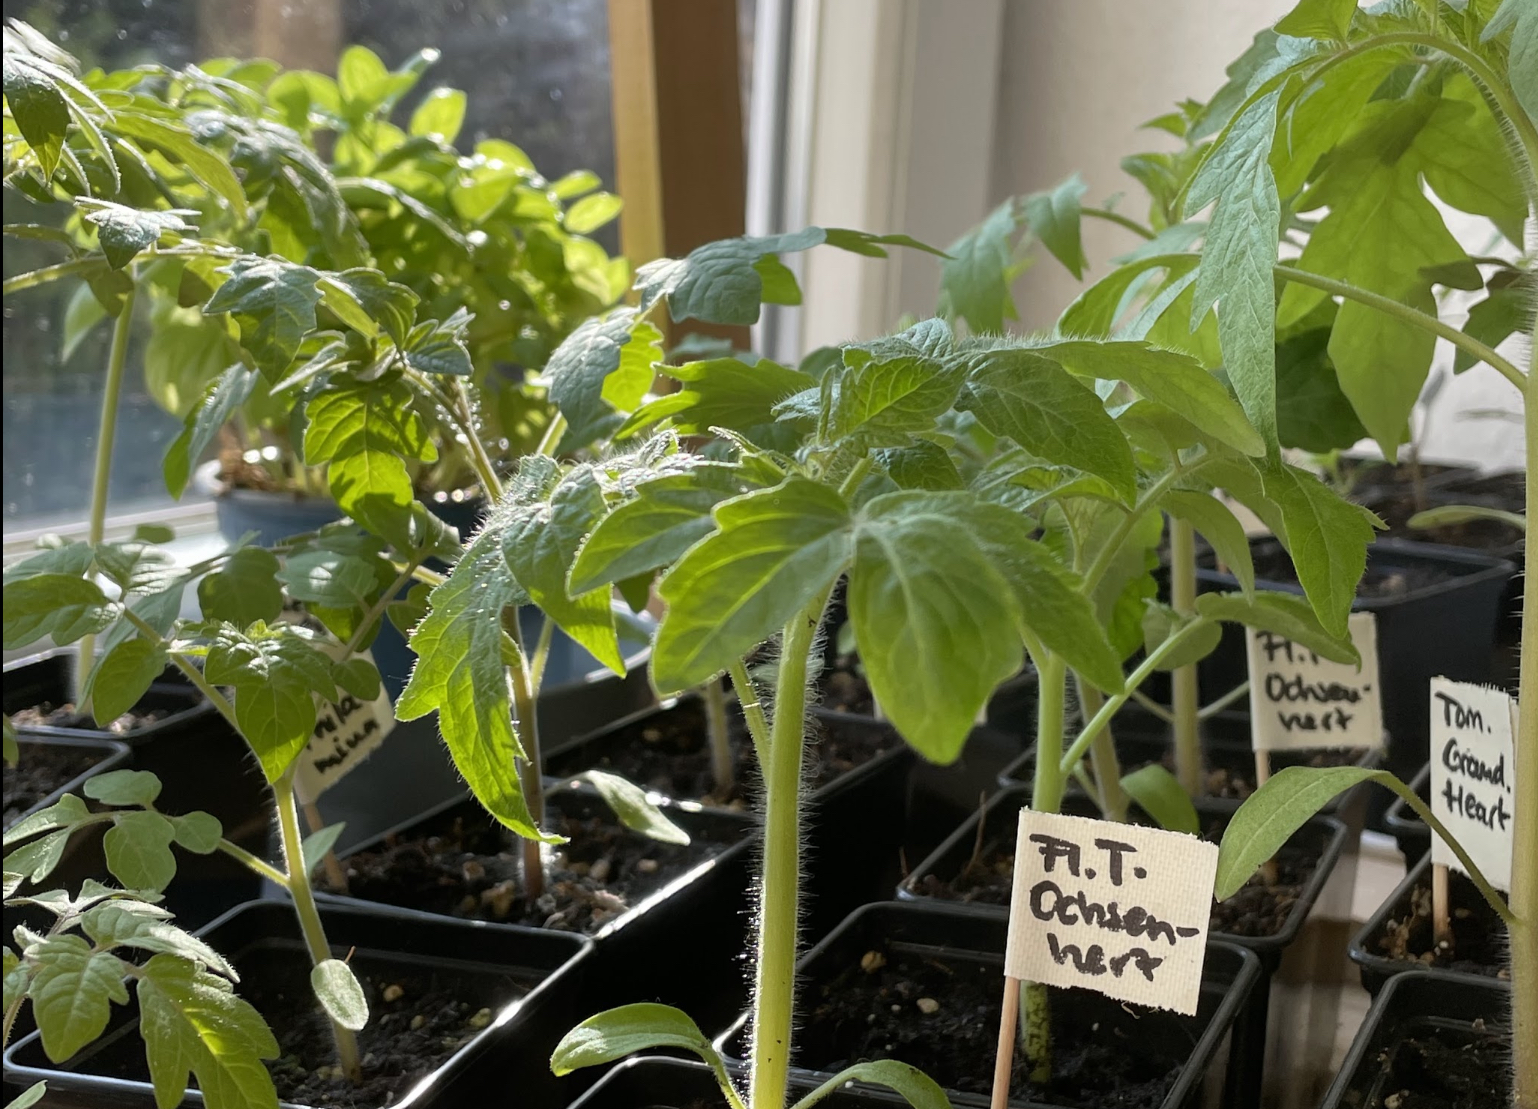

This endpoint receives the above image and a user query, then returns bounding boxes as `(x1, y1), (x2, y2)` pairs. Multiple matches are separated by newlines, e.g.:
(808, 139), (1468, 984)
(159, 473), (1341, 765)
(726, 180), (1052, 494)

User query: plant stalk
(1022, 652), (1067, 1081)
(748, 589), (830, 1109)
(275, 771), (361, 1082)
(506, 610), (546, 901)
(704, 675), (735, 796)
(729, 658), (771, 764)
(1169, 519), (1202, 796)
(1077, 677), (1127, 822)
(76, 286), (136, 708)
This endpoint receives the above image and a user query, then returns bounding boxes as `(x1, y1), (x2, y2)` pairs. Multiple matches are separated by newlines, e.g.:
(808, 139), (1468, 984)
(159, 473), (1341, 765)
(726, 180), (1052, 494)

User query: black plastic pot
(1317, 970), (1512, 1109)
(545, 697), (916, 942)
(1382, 762), (1431, 865)
(1348, 852), (1511, 996)
(1339, 456), (1478, 504)
(715, 901), (1260, 1109)
(565, 1057), (894, 1109)
(2, 898), (593, 1109)
(324, 784), (758, 1032)
(899, 784), (1346, 1109)
(1194, 538), (1516, 787)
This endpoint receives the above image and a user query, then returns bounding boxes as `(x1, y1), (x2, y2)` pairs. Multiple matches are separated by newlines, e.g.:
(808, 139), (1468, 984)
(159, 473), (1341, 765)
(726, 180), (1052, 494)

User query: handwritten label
(1003, 810), (1217, 1015)
(1429, 678), (1516, 892)
(1246, 611), (1383, 751)
(294, 648), (395, 804)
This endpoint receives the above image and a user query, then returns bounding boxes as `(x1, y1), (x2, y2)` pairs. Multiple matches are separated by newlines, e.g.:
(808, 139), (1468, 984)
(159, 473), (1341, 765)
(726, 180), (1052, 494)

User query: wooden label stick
(1253, 747), (1272, 788)
(990, 975), (1021, 1109)
(1431, 860), (1453, 946)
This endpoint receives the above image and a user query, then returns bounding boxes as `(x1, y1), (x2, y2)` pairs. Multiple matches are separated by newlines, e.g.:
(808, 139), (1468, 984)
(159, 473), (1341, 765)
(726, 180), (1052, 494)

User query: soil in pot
(1362, 1023), (1511, 1109)
(9, 699), (179, 735)
(342, 799), (744, 935)
(796, 937), (1186, 1107)
(544, 700), (900, 809)
(1159, 746), (1368, 805)
(912, 810), (1319, 940)
(1368, 870), (1510, 981)
(1368, 493), (1523, 553)
(3, 743), (105, 827)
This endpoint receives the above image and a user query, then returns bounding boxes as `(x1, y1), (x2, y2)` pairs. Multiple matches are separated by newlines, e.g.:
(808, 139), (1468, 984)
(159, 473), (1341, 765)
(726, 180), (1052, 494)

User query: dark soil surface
(1164, 747), (1368, 803)
(3, 743), (106, 828)
(820, 657), (874, 715)
(1367, 870), (1511, 980)
(1250, 545), (1452, 599)
(10, 700), (173, 735)
(342, 801), (745, 934)
(1371, 493), (1523, 552)
(912, 812), (1320, 940)
(1365, 1024), (1512, 1108)
(545, 701), (899, 810)
(793, 940), (1189, 1107)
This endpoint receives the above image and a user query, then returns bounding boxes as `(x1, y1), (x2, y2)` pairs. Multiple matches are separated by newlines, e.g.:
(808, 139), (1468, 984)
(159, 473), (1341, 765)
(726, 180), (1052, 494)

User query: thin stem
(749, 587), (831, 1109)
(1129, 690), (1175, 724)
(1273, 266), (1527, 391)
(1081, 456), (1205, 596)
(76, 286), (137, 707)
(505, 610), (545, 900)
(2, 995), (23, 1052)
(534, 411), (568, 458)
(1, 256), (104, 295)
(837, 455), (874, 498)
(1077, 676), (1127, 822)
(342, 559), (419, 657)
(728, 658), (771, 765)
(217, 838), (290, 888)
(1198, 680), (1250, 719)
(1060, 617), (1215, 777)
(120, 608), (243, 735)
(703, 675), (735, 796)
(454, 377), (505, 501)
(528, 616), (557, 694)
(1169, 519), (1202, 797)
(1081, 206), (1156, 240)
(274, 771), (361, 1081)
(1022, 651), (1067, 1079)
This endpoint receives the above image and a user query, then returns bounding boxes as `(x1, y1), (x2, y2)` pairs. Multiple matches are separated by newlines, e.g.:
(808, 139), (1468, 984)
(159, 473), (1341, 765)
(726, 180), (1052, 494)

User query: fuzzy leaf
(569, 474), (732, 595)
(311, 959), (368, 1031)
(103, 810), (179, 891)
(29, 935), (128, 1061)
(301, 822), (346, 876)
(81, 902), (234, 980)
(4, 52), (70, 178)
(83, 640), (170, 727)
(574, 771), (690, 845)
(621, 358), (815, 445)
(198, 548), (284, 628)
(317, 269), (418, 347)
(544, 308), (659, 447)
(791, 1060), (951, 1109)
(938, 200), (1023, 334)
(1024, 173), (1088, 279)
(203, 256), (323, 379)
(2, 574), (119, 650)
(1195, 590), (1357, 665)
(1259, 462), (1377, 636)
(83, 769), (162, 808)
(205, 624), (338, 782)
(164, 365), (260, 498)
(551, 1003), (733, 1080)
(1161, 491), (1255, 599)
(80, 202), (197, 270)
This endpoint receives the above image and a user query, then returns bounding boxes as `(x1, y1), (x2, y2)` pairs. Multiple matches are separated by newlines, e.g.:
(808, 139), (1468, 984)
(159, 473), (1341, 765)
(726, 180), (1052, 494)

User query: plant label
(295, 649), (396, 804)
(1003, 809), (1217, 1015)
(1246, 611), (1383, 751)
(1429, 678), (1516, 892)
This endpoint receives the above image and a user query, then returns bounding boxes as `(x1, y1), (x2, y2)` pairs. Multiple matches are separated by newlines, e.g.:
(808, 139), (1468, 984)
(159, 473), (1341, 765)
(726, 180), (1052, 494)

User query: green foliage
(551, 1004), (744, 1108)
(310, 959), (369, 1032)
(571, 771), (690, 845)
(1120, 765), (1200, 835)
(205, 622), (339, 783)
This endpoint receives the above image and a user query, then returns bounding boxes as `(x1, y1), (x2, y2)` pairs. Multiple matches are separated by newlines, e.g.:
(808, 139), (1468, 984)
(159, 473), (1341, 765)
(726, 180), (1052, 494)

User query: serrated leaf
(317, 269), (418, 348)
(305, 379), (435, 536)
(198, 548), (284, 628)
(80, 201), (196, 270)
(574, 771), (690, 845)
(3, 574), (119, 650)
(545, 308), (659, 447)
(621, 357), (814, 447)
(876, 441), (963, 490)
(83, 769), (163, 808)
(939, 199), (1024, 334)
(203, 257), (323, 379)
(1120, 764), (1200, 835)
(1274, 0), (1355, 40)
(29, 935), (128, 1061)
(1195, 591), (1358, 665)
(400, 310), (474, 377)
(3, 540), (95, 584)
(1161, 491), (1255, 599)
(205, 624), (338, 782)
(331, 657), (381, 702)
(569, 474), (731, 595)
(1258, 461), (1377, 636)
(81, 902), (234, 979)
(137, 953), (279, 1109)
(165, 365), (260, 498)
(1024, 173), (1087, 279)
(1274, 326), (1367, 451)
(832, 345), (965, 445)
(103, 810), (178, 891)
(110, 111), (249, 218)
(310, 959), (368, 1031)
(1455, 281), (1530, 374)
(652, 479), (853, 695)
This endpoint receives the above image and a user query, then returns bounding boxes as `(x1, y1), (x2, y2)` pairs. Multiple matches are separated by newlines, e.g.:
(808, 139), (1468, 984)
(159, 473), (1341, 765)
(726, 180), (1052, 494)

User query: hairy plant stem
(729, 658), (771, 764)
(275, 770), (361, 1082)
(749, 588), (830, 1109)
(75, 286), (137, 708)
(1022, 652), (1068, 1081)
(1168, 519), (1202, 796)
(1076, 677), (1127, 821)
(1510, 319), (1536, 1108)
(704, 675), (734, 795)
(505, 609), (546, 900)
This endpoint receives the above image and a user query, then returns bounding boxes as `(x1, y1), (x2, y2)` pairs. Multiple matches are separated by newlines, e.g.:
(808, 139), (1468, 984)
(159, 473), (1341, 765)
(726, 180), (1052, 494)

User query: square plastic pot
(1382, 762), (1431, 865)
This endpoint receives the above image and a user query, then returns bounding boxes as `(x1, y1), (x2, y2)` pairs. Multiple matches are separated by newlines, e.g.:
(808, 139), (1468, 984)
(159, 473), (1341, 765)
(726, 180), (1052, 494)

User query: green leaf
(790, 1060), (951, 1109)
(277, 546), (387, 611)
(569, 474), (731, 594)
(1455, 281), (1530, 374)
(198, 548), (284, 628)
(1161, 491), (1255, 598)
(849, 494), (1025, 763)
(1274, 327), (1367, 452)
(80, 902), (234, 979)
(1120, 764), (1200, 835)
(1215, 765), (1378, 898)
(305, 379), (435, 535)
(203, 257), (323, 379)
(566, 192), (624, 235)
(3, 52), (70, 179)
(1487, 0), (1537, 139)
(409, 87), (466, 142)
(939, 199), (1024, 334)
(1195, 591), (1357, 665)
(80, 201), (196, 270)
(550, 1003), (739, 1100)
(28, 935), (128, 1061)
(3, 541), (94, 584)
(2, 574), (119, 650)
(544, 309), (659, 447)
(833, 345), (965, 445)
(652, 479), (853, 695)
(574, 771), (690, 845)
(137, 953), (280, 1109)
(1274, 0), (1355, 40)
(205, 624), (338, 783)
(957, 348), (1136, 501)
(83, 639), (170, 727)
(84, 769), (162, 808)
(1409, 504), (1525, 532)
(1259, 461), (1377, 636)
(317, 269), (418, 348)
(1141, 602), (1223, 670)
(63, 281), (107, 361)
(877, 441), (963, 490)
(621, 358), (815, 445)
(4, 830), (73, 885)
(170, 811), (222, 855)
(310, 959), (368, 1031)
(165, 365), (260, 498)
(397, 526), (554, 842)
(7, 1082), (46, 1109)
(3, 793), (90, 848)
(400, 309), (474, 377)
(301, 822), (347, 876)
(103, 810), (178, 891)
(332, 657), (381, 702)
(1187, 89), (1282, 447)
(110, 111), (249, 219)
(1024, 173), (1087, 279)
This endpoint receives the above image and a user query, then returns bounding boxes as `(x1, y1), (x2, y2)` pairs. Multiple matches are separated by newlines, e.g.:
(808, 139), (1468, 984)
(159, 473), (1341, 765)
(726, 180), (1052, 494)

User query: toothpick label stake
(294, 647), (396, 805)
(1429, 677), (1516, 893)
(1003, 809), (1217, 1015)
(1246, 611), (1383, 752)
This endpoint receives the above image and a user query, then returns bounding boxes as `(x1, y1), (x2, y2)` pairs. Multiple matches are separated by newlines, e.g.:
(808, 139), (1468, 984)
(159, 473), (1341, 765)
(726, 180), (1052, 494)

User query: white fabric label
(1429, 678), (1516, 892)
(1246, 611), (1383, 751)
(1003, 809), (1217, 1015)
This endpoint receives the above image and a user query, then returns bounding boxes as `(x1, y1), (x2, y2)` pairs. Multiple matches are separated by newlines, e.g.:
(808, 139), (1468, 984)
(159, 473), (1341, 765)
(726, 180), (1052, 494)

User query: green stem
(504, 610), (546, 900)
(1081, 455), (1205, 596)
(1077, 676), (1127, 822)
(454, 377), (505, 501)
(1032, 654), (1068, 813)
(1273, 266), (1526, 391)
(1129, 690), (1175, 724)
(1169, 519), (1202, 797)
(120, 608), (243, 736)
(342, 559), (419, 657)
(1199, 680), (1250, 719)
(274, 771), (361, 1082)
(729, 658), (771, 765)
(217, 838), (289, 888)
(749, 588), (830, 1109)
(535, 411), (568, 458)
(1081, 206), (1157, 240)
(1510, 318), (1536, 1109)
(76, 286), (137, 707)
(528, 615), (557, 694)
(1, 256), (105, 295)
(704, 675), (735, 796)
